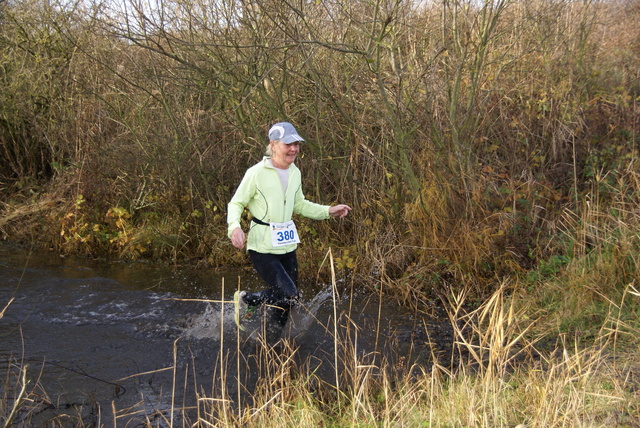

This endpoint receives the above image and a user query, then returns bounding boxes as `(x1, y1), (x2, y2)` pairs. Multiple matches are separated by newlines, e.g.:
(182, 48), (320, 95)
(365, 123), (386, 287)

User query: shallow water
(0, 243), (451, 426)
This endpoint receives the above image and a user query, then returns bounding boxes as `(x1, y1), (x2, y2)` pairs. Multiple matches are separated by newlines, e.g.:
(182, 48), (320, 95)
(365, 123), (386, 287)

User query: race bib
(270, 220), (301, 247)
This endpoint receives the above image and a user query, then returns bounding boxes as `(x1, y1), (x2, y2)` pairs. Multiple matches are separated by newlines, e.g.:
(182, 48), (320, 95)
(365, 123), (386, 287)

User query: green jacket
(227, 157), (330, 254)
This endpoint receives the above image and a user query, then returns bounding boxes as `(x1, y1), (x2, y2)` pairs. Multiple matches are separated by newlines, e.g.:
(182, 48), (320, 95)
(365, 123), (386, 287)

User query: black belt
(251, 218), (270, 226)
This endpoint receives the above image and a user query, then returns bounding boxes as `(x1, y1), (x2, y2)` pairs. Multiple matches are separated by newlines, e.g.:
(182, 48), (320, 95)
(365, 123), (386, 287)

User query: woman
(227, 122), (351, 329)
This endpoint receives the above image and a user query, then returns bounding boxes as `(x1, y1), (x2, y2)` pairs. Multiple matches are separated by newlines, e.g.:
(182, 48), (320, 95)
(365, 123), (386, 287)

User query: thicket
(2, 1), (640, 424)
(1, 0), (639, 301)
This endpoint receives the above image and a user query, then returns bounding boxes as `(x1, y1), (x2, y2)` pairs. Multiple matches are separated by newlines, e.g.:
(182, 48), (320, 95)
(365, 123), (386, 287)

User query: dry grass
(187, 282), (638, 428)
(195, 239), (639, 427)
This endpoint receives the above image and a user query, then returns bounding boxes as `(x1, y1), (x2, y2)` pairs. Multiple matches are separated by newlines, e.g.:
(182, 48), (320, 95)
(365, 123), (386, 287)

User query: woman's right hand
(231, 227), (245, 249)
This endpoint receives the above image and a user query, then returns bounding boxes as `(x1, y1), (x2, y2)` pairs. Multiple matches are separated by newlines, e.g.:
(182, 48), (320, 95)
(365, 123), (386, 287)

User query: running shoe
(233, 290), (257, 331)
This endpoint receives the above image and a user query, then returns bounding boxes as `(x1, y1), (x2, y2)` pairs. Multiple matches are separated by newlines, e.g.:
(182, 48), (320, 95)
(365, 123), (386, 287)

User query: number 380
(277, 230), (295, 241)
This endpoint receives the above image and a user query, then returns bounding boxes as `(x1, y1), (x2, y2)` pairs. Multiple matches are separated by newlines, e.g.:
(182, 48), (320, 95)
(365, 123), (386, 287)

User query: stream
(0, 243), (453, 426)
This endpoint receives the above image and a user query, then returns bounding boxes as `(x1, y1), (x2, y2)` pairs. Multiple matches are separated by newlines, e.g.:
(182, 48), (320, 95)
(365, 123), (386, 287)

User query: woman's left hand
(329, 204), (352, 219)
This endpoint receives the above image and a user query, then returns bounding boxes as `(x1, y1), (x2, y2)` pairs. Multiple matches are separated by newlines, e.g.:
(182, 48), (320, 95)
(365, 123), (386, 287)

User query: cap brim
(281, 134), (305, 144)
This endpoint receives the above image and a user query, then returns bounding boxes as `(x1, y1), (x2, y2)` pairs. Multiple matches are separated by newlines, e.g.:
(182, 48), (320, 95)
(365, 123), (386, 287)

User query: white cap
(268, 122), (305, 144)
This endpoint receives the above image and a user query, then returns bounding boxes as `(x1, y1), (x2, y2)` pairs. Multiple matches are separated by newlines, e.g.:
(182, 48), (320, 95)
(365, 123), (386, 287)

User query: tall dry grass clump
(191, 249), (638, 427)
(183, 278), (638, 427)
(517, 159), (640, 344)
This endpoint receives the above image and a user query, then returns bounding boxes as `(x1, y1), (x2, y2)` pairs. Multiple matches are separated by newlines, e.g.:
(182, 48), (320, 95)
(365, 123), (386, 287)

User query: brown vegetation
(3, 1), (640, 424)
(1, 0), (639, 302)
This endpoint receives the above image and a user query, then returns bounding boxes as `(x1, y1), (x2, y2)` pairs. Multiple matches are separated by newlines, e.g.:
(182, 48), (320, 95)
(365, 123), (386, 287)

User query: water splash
(182, 303), (235, 340)
(285, 284), (333, 338)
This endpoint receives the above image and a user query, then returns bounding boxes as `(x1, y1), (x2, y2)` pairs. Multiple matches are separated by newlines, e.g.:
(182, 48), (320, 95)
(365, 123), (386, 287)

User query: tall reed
(191, 278), (638, 427)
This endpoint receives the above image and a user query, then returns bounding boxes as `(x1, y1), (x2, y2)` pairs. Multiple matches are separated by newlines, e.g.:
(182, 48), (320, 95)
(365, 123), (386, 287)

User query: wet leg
(248, 250), (298, 326)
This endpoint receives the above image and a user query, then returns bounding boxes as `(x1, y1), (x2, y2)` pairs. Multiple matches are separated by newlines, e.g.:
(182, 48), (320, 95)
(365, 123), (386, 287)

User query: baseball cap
(268, 122), (305, 144)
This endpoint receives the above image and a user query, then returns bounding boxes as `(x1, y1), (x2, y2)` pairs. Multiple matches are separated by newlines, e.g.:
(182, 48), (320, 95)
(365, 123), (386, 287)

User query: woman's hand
(231, 227), (245, 249)
(329, 204), (352, 219)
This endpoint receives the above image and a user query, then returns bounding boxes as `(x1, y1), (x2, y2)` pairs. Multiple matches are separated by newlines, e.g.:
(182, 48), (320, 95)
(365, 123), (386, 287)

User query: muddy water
(0, 243), (452, 426)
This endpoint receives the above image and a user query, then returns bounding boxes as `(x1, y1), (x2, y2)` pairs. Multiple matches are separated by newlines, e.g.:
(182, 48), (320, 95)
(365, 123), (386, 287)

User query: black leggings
(247, 250), (299, 308)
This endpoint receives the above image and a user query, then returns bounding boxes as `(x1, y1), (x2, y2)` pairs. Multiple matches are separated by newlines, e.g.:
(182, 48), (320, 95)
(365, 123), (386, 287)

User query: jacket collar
(262, 156), (295, 170)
